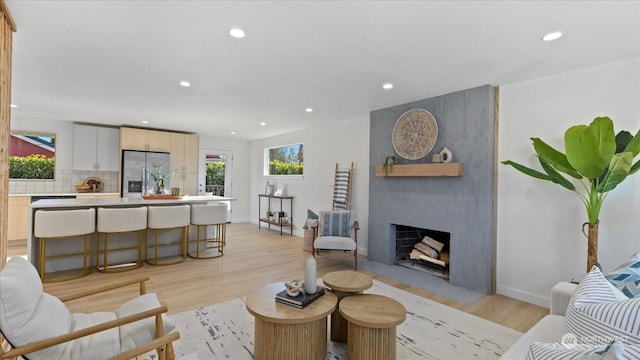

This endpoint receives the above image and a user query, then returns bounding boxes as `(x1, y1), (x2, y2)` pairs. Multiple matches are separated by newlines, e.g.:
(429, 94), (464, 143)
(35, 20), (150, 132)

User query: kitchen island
(29, 195), (236, 273)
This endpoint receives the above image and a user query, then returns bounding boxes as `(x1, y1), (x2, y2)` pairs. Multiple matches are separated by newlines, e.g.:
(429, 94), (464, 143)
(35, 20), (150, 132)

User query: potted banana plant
(502, 116), (639, 272)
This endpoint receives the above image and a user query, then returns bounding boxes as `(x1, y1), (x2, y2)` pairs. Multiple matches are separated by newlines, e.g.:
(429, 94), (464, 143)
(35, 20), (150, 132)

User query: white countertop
(10, 192), (120, 197)
(31, 195), (236, 208)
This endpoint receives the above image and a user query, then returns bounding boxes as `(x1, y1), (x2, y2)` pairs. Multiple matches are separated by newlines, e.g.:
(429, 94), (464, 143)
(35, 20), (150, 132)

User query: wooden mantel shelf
(375, 163), (463, 177)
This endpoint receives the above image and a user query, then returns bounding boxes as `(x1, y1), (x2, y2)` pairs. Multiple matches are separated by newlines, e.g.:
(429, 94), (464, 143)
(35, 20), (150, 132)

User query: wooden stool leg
(348, 323), (397, 360)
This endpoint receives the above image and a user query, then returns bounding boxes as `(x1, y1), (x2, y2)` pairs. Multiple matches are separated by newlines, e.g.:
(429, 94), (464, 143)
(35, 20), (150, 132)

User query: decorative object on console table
(502, 116), (639, 272)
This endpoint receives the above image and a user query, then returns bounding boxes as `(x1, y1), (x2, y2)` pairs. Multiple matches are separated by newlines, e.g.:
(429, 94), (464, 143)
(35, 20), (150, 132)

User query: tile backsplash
(9, 169), (119, 194)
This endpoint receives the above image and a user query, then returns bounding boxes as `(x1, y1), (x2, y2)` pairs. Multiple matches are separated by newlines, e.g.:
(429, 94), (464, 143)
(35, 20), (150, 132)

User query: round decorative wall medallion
(392, 109), (438, 160)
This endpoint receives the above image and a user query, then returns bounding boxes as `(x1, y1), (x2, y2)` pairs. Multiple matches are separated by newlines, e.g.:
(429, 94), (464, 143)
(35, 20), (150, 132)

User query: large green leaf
(589, 117), (616, 165)
(501, 160), (553, 181)
(615, 131), (633, 153)
(630, 159), (640, 175)
(565, 125), (607, 178)
(623, 129), (640, 156)
(531, 138), (582, 179)
(597, 152), (632, 192)
(538, 157), (576, 190)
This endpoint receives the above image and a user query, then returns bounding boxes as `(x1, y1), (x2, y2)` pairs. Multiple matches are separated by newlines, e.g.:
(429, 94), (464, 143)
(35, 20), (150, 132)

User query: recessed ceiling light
(542, 31), (563, 41)
(230, 131), (236, 135)
(383, 83), (394, 90)
(305, 108), (313, 113)
(179, 81), (191, 87)
(10, 104), (17, 108)
(230, 28), (245, 38)
(260, 122), (267, 126)
(141, 120), (149, 124)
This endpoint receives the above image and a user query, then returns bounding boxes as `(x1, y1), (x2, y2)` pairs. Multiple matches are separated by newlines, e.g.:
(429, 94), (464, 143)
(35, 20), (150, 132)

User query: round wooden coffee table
(322, 270), (373, 342)
(246, 282), (337, 360)
(339, 294), (406, 360)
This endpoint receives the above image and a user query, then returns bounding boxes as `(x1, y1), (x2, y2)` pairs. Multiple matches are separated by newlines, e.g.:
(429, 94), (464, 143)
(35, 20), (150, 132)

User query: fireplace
(394, 224), (450, 280)
(368, 85), (497, 294)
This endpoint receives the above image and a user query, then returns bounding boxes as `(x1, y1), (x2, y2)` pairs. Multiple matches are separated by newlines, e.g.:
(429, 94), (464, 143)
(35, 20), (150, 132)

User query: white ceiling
(6, 1), (640, 141)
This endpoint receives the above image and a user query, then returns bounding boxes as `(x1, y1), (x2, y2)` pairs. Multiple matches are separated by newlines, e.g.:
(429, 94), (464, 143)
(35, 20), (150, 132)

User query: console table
(258, 194), (293, 236)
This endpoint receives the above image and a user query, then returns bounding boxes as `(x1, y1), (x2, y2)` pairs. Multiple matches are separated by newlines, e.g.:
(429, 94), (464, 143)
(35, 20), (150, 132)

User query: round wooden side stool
(322, 270), (372, 342)
(339, 294), (406, 360)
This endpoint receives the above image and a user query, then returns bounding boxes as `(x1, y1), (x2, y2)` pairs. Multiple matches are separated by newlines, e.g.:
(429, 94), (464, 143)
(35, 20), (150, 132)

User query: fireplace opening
(394, 224), (450, 280)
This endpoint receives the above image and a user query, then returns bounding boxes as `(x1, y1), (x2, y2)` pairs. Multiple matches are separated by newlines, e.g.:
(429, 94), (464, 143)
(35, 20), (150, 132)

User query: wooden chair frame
(0, 276), (179, 360)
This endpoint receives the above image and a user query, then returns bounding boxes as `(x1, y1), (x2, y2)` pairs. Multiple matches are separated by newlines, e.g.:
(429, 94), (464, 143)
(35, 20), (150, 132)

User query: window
(9, 131), (56, 179)
(265, 143), (303, 176)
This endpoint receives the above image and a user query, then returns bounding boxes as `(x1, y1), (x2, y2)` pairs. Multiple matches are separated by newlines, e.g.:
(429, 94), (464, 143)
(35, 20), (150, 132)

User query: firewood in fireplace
(414, 242), (438, 259)
(410, 249), (449, 267)
(422, 236), (445, 253)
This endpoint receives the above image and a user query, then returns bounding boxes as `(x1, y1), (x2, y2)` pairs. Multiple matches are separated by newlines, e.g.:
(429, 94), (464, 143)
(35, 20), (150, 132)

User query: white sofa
(499, 282), (578, 360)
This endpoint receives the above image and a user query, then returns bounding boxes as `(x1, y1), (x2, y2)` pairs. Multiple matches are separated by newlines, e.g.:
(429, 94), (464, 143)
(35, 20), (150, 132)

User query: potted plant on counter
(502, 116), (639, 272)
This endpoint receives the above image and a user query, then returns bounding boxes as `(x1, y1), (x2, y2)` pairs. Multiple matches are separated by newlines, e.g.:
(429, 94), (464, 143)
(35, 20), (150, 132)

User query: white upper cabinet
(73, 124), (120, 171)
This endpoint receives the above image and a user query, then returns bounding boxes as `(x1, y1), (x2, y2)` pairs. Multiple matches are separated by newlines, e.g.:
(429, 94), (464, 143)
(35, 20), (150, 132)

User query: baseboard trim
(497, 285), (549, 308)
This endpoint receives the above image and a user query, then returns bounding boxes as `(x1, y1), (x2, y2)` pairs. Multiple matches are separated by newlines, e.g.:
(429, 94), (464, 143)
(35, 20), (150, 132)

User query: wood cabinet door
(120, 127), (148, 151)
(184, 134), (199, 173)
(8, 196), (30, 241)
(146, 129), (171, 152)
(170, 132), (186, 172)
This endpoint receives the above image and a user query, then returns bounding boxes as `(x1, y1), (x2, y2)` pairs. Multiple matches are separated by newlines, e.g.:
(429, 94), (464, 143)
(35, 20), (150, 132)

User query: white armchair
(312, 210), (359, 270)
(0, 257), (179, 360)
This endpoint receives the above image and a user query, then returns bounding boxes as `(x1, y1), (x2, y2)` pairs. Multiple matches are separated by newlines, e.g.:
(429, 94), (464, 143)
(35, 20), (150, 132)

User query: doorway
(199, 148), (233, 222)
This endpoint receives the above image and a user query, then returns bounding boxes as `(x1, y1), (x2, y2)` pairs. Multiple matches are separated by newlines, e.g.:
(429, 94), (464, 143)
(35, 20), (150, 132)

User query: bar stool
(34, 208), (95, 282)
(146, 205), (190, 266)
(96, 207), (147, 272)
(188, 203), (228, 259)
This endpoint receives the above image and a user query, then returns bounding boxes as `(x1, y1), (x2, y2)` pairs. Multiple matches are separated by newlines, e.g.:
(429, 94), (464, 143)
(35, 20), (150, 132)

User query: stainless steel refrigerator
(121, 150), (171, 198)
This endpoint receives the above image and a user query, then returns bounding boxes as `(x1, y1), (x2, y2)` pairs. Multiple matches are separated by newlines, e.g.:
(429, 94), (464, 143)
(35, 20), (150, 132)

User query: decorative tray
(142, 195), (185, 200)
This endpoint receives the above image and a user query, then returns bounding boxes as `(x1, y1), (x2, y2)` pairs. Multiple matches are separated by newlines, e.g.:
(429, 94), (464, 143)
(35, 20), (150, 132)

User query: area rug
(143, 280), (522, 360)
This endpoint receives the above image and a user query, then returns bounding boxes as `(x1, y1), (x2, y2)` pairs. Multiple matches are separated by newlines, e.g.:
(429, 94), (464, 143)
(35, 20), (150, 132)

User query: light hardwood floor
(11, 222), (548, 333)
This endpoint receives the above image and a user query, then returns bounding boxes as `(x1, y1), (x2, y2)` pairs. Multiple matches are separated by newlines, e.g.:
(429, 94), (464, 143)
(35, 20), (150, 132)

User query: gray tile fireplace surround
(368, 85), (496, 294)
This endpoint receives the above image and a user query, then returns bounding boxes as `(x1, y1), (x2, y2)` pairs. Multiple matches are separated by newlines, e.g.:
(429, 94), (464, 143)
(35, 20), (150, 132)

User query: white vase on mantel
(304, 255), (317, 294)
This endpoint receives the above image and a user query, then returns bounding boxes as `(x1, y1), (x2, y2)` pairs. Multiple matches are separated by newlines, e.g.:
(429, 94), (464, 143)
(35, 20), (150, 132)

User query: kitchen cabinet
(8, 196), (30, 241)
(120, 127), (171, 152)
(72, 124), (120, 171)
(170, 133), (199, 195)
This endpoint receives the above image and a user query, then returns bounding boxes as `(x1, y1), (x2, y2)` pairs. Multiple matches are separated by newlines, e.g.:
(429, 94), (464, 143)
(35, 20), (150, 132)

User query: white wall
(497, 58), (640, 307)
(198, 135), (251, 223)
(249, 115), (370, 254)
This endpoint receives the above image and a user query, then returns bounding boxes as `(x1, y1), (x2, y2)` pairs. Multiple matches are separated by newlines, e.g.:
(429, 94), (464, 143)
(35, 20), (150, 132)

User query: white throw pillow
(116, 293), (176, 352)
(565, 266), (640, 346)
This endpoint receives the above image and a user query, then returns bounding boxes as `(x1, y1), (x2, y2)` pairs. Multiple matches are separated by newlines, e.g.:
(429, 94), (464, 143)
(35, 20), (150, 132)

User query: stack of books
(275, 286), (325, 309)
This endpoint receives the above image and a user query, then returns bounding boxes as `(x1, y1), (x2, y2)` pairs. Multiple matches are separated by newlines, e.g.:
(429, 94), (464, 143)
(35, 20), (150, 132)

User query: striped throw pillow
(526, 340), (640, 360)
(565, 266), (640, 346)
(605, 253), (640, 298)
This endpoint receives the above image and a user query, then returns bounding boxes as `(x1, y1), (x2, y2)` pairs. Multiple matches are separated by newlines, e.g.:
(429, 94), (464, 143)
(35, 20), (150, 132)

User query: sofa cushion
(499, 315), (566, 360)
(116, 293), (175, 352)
(565, 266), (640, 346)
(605, 253), (640, 298)
(0, 257), (74, 360)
